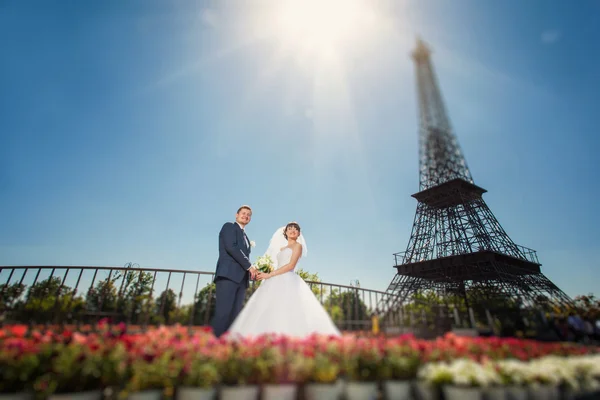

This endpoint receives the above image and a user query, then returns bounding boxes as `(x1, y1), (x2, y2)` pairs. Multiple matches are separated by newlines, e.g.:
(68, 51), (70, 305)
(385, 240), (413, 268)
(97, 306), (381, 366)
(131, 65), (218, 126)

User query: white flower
(446, 358), (500, 388)
(250, 240), (256, 247)
(254, 254), (274, 273)
(418, 362), (453, 385)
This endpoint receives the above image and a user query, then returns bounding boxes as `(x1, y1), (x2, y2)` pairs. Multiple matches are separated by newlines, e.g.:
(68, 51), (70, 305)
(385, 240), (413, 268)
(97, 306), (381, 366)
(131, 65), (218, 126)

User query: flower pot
(128, 390), (163, 400)
(49, 391), (103, 400)
(414, 381), (438, 400)
(345, 381), (378, 400)
(304, 382), (342, 400)
(443, 386), (482, 400)
(383, 380), (411, 400)
(484, 386), (505, 400)
(561, 388), (578, 400)
(527, 385), (559, 400)
(504, 386), (526, 400)
(177, 387), (216, 400)
(219, 385), (258, 400)
(262, 384), (296, 400)
(0, 393), (34, 400)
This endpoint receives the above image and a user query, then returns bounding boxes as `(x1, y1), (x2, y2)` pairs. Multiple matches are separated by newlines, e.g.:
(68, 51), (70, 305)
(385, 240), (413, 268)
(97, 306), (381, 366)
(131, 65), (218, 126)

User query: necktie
(243, 231), (249, 248)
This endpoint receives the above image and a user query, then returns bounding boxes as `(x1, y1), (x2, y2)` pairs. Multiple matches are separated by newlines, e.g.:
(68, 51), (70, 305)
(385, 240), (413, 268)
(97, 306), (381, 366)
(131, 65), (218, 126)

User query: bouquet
(253, 255), (275, 274)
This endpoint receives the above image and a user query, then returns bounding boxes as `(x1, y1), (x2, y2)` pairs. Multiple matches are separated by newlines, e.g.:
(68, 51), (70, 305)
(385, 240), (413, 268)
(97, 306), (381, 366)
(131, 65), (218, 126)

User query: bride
(227, 222), (341, 338)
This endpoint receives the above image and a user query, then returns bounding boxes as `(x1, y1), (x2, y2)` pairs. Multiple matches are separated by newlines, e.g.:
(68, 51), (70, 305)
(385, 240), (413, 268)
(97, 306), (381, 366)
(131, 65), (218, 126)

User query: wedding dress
(227, 247), (341, 338)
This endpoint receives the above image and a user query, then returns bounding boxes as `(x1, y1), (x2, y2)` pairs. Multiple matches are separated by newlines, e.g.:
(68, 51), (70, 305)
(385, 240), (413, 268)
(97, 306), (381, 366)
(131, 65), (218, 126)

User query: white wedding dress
(227, 247), (341, 338)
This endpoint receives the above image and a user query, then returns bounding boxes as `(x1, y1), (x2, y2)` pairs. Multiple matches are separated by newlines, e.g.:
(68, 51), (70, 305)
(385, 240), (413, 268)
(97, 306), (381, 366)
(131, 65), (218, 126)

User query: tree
(325, 287), (369, 330)
(193, 283), (216, 326)
(169, 304), (193, 325)
(17, 277), (85, 323)
(0, 282), (26, 310)
(81, 268), (155, 324)
(155, 289), (177, 324)
(85, 278), (119, 313)
(571, 294), (600, 320)
(116, 269), (155, 324)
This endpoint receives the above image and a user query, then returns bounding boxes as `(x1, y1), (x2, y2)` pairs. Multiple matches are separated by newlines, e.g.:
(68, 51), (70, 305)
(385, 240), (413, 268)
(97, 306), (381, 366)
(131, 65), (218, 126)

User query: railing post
(204, 281), (215, 326)
(0, 268), (15, 300)
(189, 274), (201, 327)
(97, 269), (113, 316)
(53, 269), (70, 326)
(353, 288), (360, 332)
(178, 273), (187, 309)
(539, 309), (547, 326)
(485, 309), (495, 334)
(344, 289), (351, 331)
(66, 269), (84, 331)
(43, 268), (56, 329)
(468, 307), (476, 329)
(159, 272), (172, 325)
(399, 306), (404, 327)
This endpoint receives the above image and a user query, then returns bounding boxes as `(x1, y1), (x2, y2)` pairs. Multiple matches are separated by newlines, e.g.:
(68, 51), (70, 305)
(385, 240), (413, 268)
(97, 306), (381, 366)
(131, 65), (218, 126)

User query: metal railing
(377, 300), (555, 339)
(393, 244), (540, 266)
(514, 244), (540, 264)
(393, 251), (408, 266)
(0, 264), (563, 340)
(0, 264), (395, 332)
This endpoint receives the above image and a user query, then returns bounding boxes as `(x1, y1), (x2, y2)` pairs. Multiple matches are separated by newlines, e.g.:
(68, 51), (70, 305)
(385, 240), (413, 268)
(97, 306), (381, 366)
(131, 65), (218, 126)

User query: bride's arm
(267, 243), (302, 278)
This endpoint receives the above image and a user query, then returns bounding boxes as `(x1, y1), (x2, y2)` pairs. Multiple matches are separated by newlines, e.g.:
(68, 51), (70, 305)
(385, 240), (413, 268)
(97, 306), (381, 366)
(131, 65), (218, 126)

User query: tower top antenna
(411, 36), (431, 62)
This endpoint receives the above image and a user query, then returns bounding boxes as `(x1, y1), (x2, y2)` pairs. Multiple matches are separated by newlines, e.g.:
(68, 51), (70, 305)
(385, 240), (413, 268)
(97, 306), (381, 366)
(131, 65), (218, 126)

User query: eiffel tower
(383, 39), (572, 321)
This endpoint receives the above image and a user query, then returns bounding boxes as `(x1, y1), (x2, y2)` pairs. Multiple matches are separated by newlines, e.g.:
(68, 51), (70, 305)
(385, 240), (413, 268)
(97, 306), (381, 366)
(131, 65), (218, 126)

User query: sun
(271, 0), (374, 57)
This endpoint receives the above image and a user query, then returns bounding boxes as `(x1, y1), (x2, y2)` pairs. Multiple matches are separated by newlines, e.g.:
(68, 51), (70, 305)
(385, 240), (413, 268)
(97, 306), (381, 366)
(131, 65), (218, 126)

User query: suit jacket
(215, 222), (252, 286)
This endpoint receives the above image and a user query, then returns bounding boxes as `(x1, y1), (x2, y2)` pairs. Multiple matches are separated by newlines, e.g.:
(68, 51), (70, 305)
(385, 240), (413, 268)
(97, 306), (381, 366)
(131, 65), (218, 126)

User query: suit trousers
(212, 276), (247, 337)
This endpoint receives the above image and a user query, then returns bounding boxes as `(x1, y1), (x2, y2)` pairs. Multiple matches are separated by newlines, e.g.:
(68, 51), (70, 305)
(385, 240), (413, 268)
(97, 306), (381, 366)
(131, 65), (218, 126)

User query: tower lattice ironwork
(383, 39), (572, 318)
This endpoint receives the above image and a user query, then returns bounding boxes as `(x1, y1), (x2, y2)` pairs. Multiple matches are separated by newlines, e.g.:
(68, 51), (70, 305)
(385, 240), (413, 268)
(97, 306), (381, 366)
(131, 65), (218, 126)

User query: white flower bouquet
(253, 255), (275, 274)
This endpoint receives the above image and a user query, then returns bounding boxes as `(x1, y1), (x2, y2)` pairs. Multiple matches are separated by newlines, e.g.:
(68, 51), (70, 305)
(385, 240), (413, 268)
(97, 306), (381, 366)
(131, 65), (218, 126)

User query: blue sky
(1, 0), (599, 302)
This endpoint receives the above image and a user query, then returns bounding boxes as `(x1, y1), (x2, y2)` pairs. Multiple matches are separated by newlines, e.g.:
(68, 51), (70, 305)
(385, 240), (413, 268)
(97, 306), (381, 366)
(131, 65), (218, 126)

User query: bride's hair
(283, 222), (301, 239)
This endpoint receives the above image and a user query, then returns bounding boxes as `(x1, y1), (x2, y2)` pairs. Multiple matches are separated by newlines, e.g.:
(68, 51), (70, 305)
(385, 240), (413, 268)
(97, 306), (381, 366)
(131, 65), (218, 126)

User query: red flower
(200, 326), (214, 334)
(61, 329), (73, 341)
(8, 324), (28, 338)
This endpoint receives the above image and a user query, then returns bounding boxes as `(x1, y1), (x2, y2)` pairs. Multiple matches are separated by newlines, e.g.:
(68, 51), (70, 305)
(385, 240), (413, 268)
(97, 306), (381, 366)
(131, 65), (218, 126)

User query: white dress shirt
(236, 222), (250, 248)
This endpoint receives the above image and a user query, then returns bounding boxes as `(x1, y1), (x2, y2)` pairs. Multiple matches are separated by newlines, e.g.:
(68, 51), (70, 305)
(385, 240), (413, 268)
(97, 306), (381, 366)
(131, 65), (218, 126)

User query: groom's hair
(283, 222), (301, 239)
(237, 205), (252, 214)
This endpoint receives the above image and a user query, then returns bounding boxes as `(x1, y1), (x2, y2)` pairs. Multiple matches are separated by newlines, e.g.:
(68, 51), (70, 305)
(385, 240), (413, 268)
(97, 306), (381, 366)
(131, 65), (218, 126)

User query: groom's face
(236, 208), (252, 227)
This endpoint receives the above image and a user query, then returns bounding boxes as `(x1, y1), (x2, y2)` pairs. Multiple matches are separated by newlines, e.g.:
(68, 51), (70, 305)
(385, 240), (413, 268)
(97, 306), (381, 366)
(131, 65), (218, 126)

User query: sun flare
(272, 0), (373, 57)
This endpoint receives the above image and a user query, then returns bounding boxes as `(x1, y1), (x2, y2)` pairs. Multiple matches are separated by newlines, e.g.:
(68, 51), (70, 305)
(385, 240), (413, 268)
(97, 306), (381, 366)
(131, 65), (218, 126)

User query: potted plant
(521, 356), (561, 400)
(175, 355), (219, 400)
(442, 358), (500, 400)
(35, 341), (104, 400)
(416, 361), (452, 400)
(380, 344), (420, 400)
(172, 338), (221, 400)
(257, 345), (306, 400)
(122, 351), (178, 400)
(494, 359), (529, 400)
(564, 354), (600, 397)
(303, 353), (341, 400)
(216, 342), (260, 400)
(0, 338), (42, 400)
(341, 339), (384, 400)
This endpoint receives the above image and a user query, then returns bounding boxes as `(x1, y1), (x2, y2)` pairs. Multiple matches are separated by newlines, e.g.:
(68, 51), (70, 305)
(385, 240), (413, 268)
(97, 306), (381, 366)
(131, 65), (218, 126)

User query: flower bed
(1, 323), (599, 400)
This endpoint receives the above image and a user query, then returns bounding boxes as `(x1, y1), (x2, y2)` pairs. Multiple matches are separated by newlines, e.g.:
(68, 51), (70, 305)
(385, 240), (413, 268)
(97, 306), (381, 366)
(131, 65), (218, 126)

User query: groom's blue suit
(212, 222), (253, 337)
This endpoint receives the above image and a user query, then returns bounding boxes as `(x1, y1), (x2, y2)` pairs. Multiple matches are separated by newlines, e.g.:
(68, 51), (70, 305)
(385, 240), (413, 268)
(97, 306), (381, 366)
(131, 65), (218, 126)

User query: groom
(212, 205), (257, 337)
